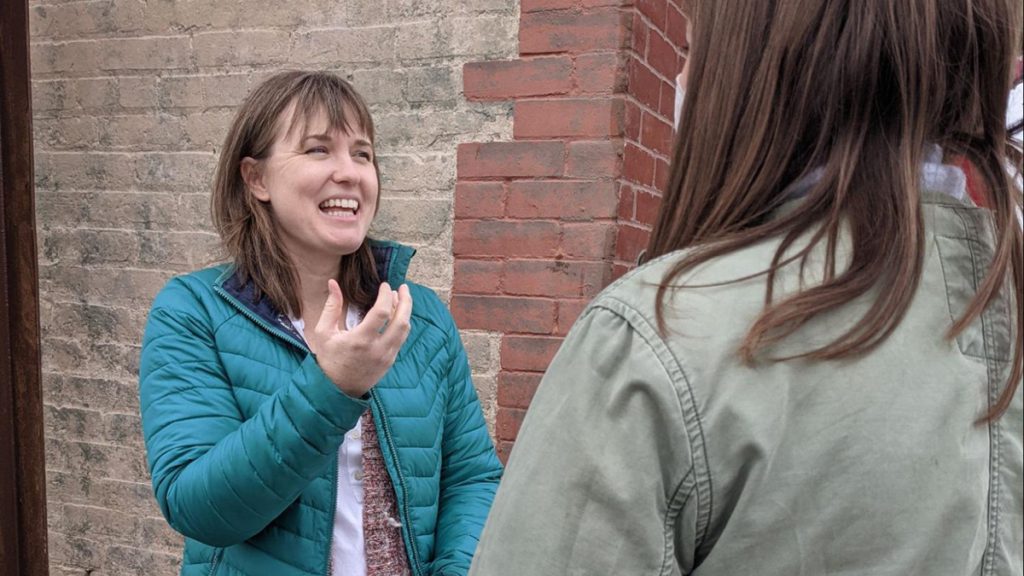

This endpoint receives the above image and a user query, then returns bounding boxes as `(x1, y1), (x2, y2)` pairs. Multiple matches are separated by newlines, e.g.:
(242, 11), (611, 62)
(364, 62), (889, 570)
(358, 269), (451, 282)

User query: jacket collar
(214, 239), (416, 345)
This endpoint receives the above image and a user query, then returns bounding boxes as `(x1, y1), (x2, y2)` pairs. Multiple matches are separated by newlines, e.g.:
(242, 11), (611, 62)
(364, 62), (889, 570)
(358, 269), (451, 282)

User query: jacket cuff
(297, 353), (369, 432)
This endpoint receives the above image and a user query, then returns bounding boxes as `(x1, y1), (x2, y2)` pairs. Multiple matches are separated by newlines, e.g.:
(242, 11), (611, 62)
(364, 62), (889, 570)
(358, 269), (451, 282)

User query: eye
(305, 145), (329, 155)
(354, 150), (374, 161)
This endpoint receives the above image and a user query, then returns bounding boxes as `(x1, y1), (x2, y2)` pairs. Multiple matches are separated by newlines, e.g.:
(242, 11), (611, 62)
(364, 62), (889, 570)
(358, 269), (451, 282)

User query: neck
(292, 252), (342, 325)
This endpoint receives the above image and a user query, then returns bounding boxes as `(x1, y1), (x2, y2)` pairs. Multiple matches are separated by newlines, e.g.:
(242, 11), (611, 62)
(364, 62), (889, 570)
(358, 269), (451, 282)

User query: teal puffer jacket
(140, 242), (502, 576)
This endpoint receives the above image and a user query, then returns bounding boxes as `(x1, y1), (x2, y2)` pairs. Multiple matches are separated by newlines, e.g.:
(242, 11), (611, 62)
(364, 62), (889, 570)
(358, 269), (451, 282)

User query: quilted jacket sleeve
(429, 300), (504, 576)
(139, 277), (368, 547)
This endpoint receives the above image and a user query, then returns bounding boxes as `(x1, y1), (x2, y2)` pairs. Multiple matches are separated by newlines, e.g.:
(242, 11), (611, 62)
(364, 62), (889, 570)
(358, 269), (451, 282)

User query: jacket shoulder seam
(586, 295), (715, 554)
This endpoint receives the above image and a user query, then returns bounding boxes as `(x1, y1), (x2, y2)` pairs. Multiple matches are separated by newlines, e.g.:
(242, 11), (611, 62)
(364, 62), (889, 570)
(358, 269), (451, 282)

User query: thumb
(315, 279), (345, 334)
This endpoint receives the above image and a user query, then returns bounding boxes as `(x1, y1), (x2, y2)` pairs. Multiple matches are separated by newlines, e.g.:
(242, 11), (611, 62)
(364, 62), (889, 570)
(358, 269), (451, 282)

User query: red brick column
(455, 0), (687, 461)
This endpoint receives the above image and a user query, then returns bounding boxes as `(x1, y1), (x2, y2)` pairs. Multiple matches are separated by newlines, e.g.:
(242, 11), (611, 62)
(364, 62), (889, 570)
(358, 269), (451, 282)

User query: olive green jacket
(471, 192), (1023, 575)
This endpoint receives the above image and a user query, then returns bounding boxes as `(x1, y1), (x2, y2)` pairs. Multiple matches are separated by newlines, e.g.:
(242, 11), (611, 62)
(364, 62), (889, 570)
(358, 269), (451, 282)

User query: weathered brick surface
(31, 0), (516, 573)
(454, 1), (685, 456)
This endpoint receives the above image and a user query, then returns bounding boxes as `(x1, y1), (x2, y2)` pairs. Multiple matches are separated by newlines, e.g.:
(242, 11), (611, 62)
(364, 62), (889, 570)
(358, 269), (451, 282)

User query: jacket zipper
(207, 548), (223, 576)
(324, 457), (339, 576)
(370, 393), (423, 576)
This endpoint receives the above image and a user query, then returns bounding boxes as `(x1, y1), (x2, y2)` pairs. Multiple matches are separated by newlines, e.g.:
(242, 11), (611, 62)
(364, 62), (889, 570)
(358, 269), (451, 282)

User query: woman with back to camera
(471, 1), (1023, 574)
(139, 71), (502, 576)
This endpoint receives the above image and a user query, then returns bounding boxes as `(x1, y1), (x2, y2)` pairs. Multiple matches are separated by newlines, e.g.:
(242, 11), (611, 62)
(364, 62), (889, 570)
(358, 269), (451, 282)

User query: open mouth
(319, 198), (359, 217)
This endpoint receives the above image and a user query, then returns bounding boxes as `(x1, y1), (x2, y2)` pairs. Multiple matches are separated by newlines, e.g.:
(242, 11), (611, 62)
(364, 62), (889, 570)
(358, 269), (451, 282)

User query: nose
(329, 154), (360, 184)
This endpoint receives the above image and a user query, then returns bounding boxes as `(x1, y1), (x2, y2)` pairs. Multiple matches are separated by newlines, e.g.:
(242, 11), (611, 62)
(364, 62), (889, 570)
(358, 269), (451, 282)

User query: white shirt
(290, 306), (366, 576)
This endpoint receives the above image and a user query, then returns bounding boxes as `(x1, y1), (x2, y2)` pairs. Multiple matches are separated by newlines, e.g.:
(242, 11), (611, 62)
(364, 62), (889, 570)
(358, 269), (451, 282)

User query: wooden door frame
(1, 0), (50, 574)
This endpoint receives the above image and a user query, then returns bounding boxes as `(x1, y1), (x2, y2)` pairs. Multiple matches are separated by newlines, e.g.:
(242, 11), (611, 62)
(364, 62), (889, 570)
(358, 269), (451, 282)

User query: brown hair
(212, 70), (381, 316)
(649, 0), (1024, 419)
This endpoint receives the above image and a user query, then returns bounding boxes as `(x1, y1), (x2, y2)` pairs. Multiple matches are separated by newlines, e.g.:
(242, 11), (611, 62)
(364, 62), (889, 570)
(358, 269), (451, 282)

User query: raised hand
(306, 279), (413, 398)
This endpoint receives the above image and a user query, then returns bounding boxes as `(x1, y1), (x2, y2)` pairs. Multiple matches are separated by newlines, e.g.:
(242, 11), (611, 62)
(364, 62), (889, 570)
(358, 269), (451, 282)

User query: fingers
(381, 284), (413, 346)
(357, 282), (394, 336)
(314, 279), (345, 335)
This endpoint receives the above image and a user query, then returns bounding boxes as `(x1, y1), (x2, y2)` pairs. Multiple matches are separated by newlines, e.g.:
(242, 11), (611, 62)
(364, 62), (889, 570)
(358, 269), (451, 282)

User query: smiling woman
(138, 71), (502, 576)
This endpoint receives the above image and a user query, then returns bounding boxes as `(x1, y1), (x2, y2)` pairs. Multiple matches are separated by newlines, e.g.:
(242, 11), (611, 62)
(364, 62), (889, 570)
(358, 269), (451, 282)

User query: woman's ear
(240, 157), (270, 202)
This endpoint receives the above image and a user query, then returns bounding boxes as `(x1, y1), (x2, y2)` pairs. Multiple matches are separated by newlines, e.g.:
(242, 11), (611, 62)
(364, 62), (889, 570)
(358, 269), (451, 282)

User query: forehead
(276, 99), (371, 142)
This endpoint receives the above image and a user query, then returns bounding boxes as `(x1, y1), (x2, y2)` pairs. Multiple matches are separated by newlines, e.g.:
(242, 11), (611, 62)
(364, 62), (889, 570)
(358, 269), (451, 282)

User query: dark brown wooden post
(1, 0), (50, 574)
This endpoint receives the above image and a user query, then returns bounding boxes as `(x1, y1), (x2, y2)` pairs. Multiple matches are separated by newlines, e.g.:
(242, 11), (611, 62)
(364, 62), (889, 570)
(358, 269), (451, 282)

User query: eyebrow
(299, 134), (373, 147)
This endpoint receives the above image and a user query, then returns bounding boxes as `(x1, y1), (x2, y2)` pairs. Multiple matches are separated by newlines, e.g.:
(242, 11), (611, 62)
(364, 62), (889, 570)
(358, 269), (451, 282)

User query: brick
(30, 2), (115, 40)
(618, 183), (636, 219)
(375, 107), (513, 152)
(641, 111), (674, 156)
(507, 180), (618, 220)
(461, 331), (500, 375)
(658, 79), (676, 118)
(520, 8), (627, 55)
(406, 248), (453, 291)
(403, 66), (459, 103)
(575, 51), (622, 94)
(158, 76), (206, 109)
(63, 503), (138, 542)
(45, 438), (149, 482)
(623, 142), (656, 186)
(612, 263), (632, 281)
(647, 29), (679, 79)
(372, 198), (451, 244)
(631, 13), (648, 55)
(454, 259), (504, 294)
(451, 295), (557, 334)
(522, 0), (576, 11)
(666, 4), (689, 47)
(451, 15), (518, 57)
(555, 298), (591, 335)
(514, 98), (622, 139)
(194, 30), (290, 67)
(560, 221), (616, 259)
(654, 157), (672, 192)
(501, 335), (565, 371)
(454, 220), (561, 257)
(396, 20), (452, 60)
(616, 223), (651, 263)
(628, 57), (661, 111)
(496, 407), (528, 440)
(48, 533), (102, 571)
(636, 189), (663, 224)
(30, 79), (67, 112)
(458, 141), (565, 178)
(498, 371), (544, 409)
(43, 375), (142, 413)
(379, 153), (454, 192)
(351, 69), (407, 108)
(637, 0), (667, 30)
(105, 545), (182, 576)
(464, 56), (573, 100)
(117, 77), (160, 109)
(624, 99), (642, 140)
(497, 440), (515, 464)
(455, 182), (506, 218)
(47, 301), (147, 345)
(47, 471), (158, 517)
(44, 406), (105, 444)
(293, 27), (397, 65)
(503, 259), (580, 297)
(31, 40), (100, 76)
(566, 139), (621, 177)
(138, 517), (185, 553)
(97, 37), (192, 72)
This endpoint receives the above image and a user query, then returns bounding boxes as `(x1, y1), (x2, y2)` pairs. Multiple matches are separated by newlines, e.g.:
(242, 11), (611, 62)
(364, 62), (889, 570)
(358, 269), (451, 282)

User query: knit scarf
(361, 410), (412, 576)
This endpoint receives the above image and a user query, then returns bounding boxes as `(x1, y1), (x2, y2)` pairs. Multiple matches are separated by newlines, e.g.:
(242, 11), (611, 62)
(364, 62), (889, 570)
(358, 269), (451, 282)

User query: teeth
(320, 198), (359, 210)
